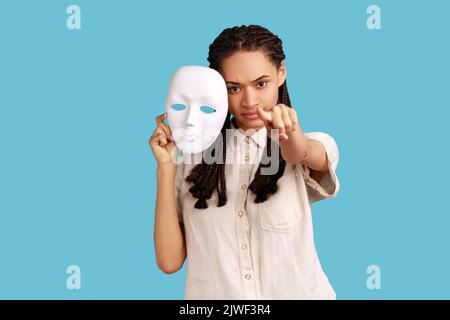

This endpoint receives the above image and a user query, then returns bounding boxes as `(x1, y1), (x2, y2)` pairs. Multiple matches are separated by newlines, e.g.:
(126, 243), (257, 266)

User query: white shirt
(174, 122), (340, 299)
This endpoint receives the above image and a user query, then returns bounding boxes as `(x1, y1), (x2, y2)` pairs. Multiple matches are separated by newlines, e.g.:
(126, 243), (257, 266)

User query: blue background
(0, 0), (449, 299)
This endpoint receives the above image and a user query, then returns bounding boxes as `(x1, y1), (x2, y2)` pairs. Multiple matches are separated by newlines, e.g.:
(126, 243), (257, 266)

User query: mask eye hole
(200, 105), (216, 114)
(171, 103), (186, 111)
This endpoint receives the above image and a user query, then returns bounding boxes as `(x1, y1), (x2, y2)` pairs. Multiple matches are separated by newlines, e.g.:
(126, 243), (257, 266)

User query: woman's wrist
(157, 162), (176, 176)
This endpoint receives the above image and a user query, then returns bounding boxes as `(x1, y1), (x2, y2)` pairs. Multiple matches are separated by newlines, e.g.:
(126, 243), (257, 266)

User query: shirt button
(241, 244), (247, 250)
(241, 184), (247, 190)
(245, 137), (250, 143)
(237, 211), (244, 217)
(244, 156), (249, 162)
(245, 274), (251, 280)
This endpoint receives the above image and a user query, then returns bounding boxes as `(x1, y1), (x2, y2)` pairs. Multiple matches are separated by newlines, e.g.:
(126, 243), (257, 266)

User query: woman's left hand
(256, 104), (299, 142)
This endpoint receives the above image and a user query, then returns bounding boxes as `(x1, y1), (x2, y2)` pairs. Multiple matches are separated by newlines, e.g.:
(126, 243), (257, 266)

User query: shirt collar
(230, 117), (267, 149)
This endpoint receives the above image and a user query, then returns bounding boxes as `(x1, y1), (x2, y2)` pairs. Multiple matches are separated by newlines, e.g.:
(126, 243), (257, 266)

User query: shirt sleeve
(174, 163), (184, 223)
(298, 132), (340, 203)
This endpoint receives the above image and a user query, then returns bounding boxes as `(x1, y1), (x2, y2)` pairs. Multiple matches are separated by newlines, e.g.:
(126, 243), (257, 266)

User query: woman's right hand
(149, 113), (177, 168)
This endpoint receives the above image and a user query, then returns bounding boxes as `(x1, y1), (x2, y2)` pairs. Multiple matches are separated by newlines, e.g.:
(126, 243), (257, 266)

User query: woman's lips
(242, 112), (259, 120)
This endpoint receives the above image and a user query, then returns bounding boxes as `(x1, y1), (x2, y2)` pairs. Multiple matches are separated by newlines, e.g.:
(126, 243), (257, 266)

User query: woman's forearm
(280, 128), (328, 173)
(154, 165), (186, 274)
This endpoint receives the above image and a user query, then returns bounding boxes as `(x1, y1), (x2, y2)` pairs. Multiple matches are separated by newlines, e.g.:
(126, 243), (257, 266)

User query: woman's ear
(278, 60), (287, 87)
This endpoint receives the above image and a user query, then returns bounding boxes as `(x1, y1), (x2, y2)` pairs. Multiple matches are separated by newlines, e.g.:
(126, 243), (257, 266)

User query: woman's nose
(241, 88), (258, 108)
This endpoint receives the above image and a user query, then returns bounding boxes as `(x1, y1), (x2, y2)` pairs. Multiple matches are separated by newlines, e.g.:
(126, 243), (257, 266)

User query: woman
(149, 25), (340, 299)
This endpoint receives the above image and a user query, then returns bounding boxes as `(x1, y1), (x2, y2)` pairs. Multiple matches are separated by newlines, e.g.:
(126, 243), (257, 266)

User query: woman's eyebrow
(226, 75), (271, 85)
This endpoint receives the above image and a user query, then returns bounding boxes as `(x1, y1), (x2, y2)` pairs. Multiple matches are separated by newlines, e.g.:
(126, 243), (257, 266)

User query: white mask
(165, 65), (228, 154)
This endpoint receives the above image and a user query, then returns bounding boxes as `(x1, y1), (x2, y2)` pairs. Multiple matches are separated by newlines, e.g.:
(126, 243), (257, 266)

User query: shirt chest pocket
(256, 169), (298, 233)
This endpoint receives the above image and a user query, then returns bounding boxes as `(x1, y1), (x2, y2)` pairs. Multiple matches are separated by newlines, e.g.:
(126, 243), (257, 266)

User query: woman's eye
(228, 87), (240, 93)
(200, 105), (216, 114)
(257, 82), (268, 88)
(171, 103), (186, 111)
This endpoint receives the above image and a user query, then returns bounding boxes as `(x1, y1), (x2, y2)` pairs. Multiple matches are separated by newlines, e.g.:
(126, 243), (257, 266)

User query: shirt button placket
(235, 140), (257, 299)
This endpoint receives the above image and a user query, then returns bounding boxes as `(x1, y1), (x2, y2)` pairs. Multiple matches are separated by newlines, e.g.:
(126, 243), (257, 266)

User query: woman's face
(220, 50), (286, 132)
